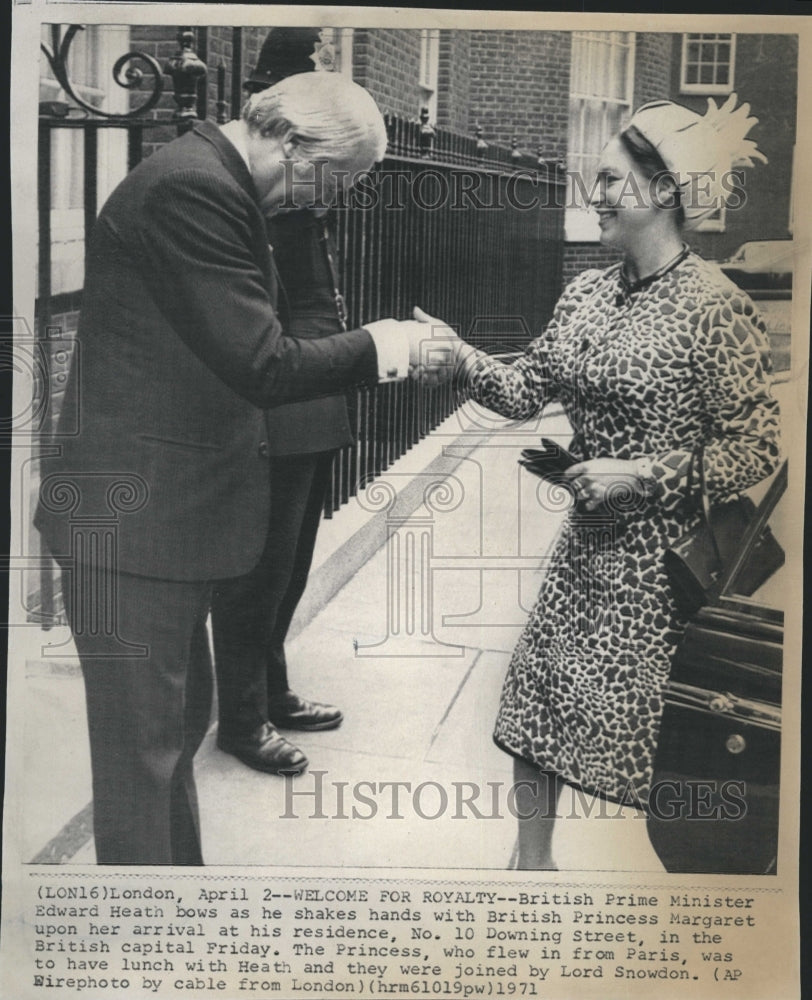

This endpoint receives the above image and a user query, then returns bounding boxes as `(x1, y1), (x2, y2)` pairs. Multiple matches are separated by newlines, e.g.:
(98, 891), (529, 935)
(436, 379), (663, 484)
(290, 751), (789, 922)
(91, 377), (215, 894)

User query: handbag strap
(715, 459), (788, 597)
(692, 445), (724, 567)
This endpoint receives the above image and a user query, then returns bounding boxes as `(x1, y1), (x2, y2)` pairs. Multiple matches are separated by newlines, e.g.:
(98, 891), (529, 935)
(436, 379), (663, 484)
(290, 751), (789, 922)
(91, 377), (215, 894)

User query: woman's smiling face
(590, 136), (666, 251)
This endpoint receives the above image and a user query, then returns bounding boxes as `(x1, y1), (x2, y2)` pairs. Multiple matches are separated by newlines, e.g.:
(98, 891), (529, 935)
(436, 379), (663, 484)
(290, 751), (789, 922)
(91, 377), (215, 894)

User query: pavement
(12, 308), (796, 873)
(16, 402), (695, 873)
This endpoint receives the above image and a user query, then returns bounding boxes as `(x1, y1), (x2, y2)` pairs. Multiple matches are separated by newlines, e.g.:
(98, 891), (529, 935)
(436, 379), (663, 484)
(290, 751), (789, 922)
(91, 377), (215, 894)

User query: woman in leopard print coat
(415, 99), (781, 868)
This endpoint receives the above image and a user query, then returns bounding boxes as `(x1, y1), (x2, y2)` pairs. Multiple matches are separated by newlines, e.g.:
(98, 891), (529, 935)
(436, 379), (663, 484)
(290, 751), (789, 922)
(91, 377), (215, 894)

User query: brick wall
(352, 29), (423, 119)
(633, 32), (673, 108)
(436, 30), (471, 133)
(203, 27), (236, 121)
(204, 27), (271, 121)
(127, 26), (268, 157)
(467, 31), (571, 158)
(128, 25), (186, 157)
(242, 26), (270, 87)
(667, 32), (797, 262)
(562, 243), (622, 286)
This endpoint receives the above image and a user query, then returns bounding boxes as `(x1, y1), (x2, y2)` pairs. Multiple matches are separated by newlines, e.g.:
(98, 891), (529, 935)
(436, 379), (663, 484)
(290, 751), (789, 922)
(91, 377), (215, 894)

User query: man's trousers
(211, 451), (335, 738)
(63, 568), (213, 865)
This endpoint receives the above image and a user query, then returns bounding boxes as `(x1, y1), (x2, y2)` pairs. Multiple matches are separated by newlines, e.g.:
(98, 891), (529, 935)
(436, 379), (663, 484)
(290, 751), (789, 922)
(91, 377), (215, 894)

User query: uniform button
(258, 441), (270, 457)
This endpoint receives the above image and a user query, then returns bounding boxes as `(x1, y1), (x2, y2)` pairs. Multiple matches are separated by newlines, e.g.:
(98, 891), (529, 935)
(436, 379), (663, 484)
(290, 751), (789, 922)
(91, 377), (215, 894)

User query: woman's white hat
(625, 94), (767, 228)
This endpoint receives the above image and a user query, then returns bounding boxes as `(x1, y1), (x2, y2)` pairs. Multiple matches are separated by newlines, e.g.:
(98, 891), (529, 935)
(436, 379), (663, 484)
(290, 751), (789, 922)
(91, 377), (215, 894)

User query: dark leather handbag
(648, 464), (786, 875)
(663, 450), (785, 615)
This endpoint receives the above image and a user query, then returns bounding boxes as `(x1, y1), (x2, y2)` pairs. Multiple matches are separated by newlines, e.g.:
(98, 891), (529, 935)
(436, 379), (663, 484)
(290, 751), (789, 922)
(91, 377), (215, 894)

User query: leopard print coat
(469, 253), (781, 805)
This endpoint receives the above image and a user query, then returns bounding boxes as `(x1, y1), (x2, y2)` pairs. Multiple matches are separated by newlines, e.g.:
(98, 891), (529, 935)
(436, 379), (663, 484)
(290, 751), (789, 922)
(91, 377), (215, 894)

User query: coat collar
(192, 119), (260, 204)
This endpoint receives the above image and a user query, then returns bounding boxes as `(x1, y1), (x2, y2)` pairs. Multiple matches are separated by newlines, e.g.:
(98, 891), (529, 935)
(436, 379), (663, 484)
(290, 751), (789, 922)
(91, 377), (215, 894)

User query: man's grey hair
(243, 72), (388, 165)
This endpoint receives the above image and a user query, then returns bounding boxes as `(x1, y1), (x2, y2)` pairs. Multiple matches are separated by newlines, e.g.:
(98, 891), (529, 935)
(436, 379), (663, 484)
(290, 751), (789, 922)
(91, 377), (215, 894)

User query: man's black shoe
(217, 722), (308, 775)
(268, 691), (343, 732)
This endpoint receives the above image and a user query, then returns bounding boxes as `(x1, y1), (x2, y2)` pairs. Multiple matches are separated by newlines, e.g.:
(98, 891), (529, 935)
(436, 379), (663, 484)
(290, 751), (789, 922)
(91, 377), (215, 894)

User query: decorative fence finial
(419, 107), (435, 157)
(166, 28), (207, 134)
(474, 123), (487, 157)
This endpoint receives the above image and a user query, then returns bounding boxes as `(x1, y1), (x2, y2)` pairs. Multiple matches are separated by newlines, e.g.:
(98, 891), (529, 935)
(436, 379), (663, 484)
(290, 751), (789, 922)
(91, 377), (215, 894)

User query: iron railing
(323, 112), (564, 515)
(32, 24), (564, 621)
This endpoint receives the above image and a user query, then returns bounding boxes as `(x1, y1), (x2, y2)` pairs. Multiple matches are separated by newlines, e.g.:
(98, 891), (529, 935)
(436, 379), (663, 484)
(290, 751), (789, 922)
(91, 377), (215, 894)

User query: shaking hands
(364, 308), (467, 386)
(404, 307), (462, 385)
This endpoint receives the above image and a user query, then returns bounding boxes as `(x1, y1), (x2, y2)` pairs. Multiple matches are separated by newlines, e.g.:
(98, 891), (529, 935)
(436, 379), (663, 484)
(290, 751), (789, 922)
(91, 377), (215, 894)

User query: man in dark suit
(35, 72), (421, 865)
(210, 29), (353, 779)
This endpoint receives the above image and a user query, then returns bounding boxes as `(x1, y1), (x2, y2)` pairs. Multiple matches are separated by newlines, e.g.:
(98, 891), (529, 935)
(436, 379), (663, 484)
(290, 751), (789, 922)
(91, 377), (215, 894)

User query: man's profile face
(247, 130), (375, 215)
(281, 154), (374, 213)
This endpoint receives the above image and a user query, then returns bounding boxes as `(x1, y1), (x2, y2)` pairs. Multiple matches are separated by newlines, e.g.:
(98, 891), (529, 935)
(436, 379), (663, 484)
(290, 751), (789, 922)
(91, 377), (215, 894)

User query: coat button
(258, 441), (270, 457)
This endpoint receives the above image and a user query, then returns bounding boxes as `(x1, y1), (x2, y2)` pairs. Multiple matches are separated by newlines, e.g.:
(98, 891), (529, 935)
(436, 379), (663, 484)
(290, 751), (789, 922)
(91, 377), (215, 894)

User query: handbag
(663, 449), (785, 615)
(648, 465), (786, 875)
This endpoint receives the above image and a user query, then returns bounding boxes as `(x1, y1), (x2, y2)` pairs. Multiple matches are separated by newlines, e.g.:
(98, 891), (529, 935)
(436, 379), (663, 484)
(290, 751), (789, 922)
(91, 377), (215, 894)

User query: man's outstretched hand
(406, 306), (461, 385)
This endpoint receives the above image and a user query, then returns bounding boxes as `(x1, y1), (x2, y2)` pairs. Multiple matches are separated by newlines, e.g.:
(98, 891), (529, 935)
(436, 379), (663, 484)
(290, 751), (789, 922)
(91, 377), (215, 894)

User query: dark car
(719, 242), (793, 374)
(648, 463), (787, 875)
(719, 240), (794, 297)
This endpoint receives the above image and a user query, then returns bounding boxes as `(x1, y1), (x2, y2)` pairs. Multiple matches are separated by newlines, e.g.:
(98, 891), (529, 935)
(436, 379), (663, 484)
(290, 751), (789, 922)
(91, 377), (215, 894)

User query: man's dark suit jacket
(35, 121), (378, 580)
(264, 211), (353, 456)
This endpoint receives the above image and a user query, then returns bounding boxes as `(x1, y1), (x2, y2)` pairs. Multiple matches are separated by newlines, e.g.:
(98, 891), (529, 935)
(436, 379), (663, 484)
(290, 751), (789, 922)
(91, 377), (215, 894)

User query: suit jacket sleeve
(139, 166), (379, 409)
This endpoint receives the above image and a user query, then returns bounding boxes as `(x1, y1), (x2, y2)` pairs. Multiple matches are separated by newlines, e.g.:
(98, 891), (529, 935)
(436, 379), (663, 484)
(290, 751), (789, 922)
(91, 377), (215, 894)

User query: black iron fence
(31, 25), (564, 622)
(323, 112), (564, 515)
